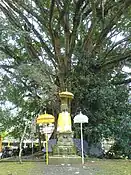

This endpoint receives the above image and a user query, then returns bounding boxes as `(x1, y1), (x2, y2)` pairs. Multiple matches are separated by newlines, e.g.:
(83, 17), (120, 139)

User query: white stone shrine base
(49, 155), (81, 165)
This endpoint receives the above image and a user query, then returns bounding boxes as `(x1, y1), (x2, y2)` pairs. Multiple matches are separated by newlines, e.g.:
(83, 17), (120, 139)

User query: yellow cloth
(0, 136), (2, 152)
(57, 111), (72, 132)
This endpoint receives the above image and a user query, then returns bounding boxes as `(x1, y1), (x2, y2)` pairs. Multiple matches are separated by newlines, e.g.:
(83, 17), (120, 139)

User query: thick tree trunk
(58, 57), (72, 91)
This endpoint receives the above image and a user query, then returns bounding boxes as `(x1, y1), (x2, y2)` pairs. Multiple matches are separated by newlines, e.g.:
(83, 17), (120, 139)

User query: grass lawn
(0, 162), (34, 175)
(0, 159), (130, 175)
(85, 159), (131, 175)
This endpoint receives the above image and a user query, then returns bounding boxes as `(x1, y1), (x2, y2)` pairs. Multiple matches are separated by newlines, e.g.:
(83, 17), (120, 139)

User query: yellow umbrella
(36, 113), (55, 165)
(59, 91), (74, 99)
(36, 113), (55, 124)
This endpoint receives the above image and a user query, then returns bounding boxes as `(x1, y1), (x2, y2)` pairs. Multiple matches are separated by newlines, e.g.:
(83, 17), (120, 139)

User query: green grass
(0, 159), (130, 175)
(85, 159), (131, 175)
(0, 162), (34, 175)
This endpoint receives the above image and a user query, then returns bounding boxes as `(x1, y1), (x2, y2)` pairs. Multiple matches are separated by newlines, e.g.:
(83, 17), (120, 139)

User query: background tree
(0, 0), (131, 156)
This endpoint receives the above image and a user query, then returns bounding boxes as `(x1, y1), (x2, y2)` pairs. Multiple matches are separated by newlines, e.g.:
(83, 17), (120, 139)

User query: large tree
(0, 0), (131, 91)
(0, 1), (131, 154)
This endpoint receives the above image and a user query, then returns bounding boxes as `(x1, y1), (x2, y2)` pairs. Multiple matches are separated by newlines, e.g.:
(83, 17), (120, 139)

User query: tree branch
(101, 52), (131, 69)
(0, 45), (22, 63)
(0, 1), (57, 67)
(104, 36), (131, 59)
(34, 0), (49, 20)
(113, 78), (131, 85)
(0, 3), (22, 30)
(15, 1), (47, 28)
(93, 0), (131, 51)
(83, 0), (97, 53)
(69, 0), (86, 57)
(24, 34), (40, 61)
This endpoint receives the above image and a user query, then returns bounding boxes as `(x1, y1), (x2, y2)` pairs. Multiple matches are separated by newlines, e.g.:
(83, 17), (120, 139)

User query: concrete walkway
(29, 162), (100, 175)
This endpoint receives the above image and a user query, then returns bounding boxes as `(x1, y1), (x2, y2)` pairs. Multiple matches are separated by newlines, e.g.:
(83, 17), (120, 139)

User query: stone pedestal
(49, 131), (81, 164)
(49, 155), (81, 164)
(53, 132), (76, 155)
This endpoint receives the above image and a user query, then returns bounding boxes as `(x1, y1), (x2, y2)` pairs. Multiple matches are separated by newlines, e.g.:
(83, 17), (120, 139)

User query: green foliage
(0, 108), (11, 130)
(0, 0), (131, 156)
(71, 53), (130, 157)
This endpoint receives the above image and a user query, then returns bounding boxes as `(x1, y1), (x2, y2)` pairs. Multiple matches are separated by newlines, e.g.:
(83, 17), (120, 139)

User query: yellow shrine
(49, 90), (81, 164)
(57, 91), (74, 133)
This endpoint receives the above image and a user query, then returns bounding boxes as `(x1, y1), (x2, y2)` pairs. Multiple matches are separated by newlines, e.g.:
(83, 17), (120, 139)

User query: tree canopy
(0, 0), (131, 90)
(0, 0), (131, 155)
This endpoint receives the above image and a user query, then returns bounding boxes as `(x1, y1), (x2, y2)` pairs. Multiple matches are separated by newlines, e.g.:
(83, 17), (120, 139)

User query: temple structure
(49, 91), (81, 164)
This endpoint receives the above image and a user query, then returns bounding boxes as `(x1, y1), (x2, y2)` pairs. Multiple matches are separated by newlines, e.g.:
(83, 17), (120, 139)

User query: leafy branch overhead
(0, 0), (131, 90)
